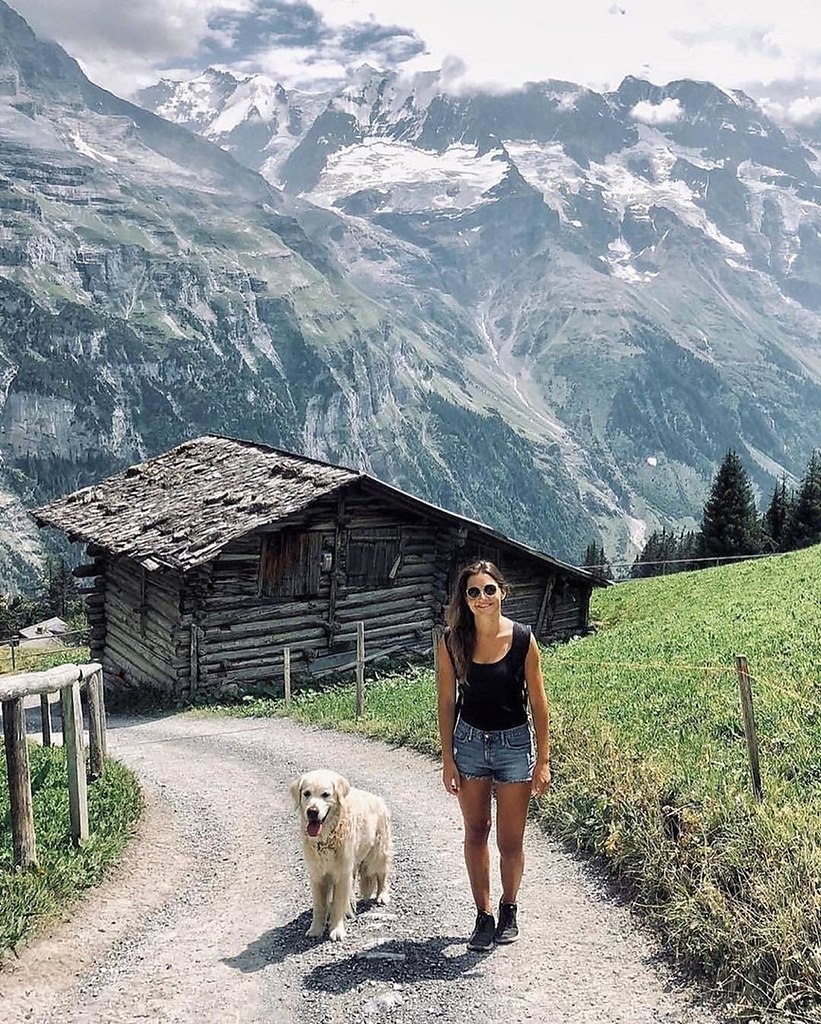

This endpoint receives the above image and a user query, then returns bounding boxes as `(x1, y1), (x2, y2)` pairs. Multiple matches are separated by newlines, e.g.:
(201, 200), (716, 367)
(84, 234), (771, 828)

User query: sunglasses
(466, 583), (499, 599)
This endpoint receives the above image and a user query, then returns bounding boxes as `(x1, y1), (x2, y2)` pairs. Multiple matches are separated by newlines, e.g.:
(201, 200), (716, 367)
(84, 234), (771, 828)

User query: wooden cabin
(32, 435), (603, 701)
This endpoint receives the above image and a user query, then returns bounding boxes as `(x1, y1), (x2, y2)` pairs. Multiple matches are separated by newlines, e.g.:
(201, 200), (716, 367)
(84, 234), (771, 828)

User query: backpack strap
(511, 621), (531, 668)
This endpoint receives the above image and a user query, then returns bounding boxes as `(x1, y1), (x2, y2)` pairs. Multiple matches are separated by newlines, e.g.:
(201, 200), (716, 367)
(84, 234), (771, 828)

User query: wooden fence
(0, 662), (107, 869)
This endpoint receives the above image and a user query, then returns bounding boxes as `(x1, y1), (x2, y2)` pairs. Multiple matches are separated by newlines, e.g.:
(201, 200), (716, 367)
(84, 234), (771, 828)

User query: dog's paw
(375, 892), (391, 906)
(306, 923), (325, 939)
(328, 923), (346, 941)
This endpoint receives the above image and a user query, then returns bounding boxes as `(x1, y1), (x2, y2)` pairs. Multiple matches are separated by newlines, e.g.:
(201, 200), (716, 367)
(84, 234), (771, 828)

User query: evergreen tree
(677, 529), (701, 571)
(582, 541), (599, 568)
(42, 557), (79, 619)
(699, 450), (761, 559)
(761, 476), (791, 552)
(631, 528), (679, 578)
(597, 544), (614, 581)
(784, 450), (821, 550)
(582, 541), (612, 582)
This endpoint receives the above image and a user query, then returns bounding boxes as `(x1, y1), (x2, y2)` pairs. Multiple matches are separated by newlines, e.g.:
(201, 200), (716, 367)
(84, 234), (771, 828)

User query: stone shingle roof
(32, 433), (602, 585)
(31, 435), (357, 571)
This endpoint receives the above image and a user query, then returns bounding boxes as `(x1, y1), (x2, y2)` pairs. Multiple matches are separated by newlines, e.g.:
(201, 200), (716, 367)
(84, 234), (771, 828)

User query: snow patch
(69, 131), (118, 164)
(307, 140), (507, 213)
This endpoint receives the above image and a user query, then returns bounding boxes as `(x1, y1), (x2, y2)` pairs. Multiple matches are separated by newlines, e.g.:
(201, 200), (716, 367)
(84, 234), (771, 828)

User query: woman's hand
(442, 758), (461, 795)
(531, 761), (551, 796)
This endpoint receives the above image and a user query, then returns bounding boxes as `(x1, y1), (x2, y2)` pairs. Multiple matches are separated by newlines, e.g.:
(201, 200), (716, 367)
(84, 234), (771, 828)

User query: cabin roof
(31, 434), (601, 584)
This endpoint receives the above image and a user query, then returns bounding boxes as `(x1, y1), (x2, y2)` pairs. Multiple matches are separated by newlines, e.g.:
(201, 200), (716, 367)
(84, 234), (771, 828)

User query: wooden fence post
(355, 621), (365, 718)
(283, 647), (291, 706)
(86, 668), (106, 779)
(735, 655), (763, 802)
(40, 692), (53, 747)
(2, 697), (37, 868)
(60, 679), (89, 844)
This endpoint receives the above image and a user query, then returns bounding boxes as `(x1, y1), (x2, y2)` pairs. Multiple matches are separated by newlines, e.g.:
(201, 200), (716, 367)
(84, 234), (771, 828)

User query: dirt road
(2, 713), (726, 1023)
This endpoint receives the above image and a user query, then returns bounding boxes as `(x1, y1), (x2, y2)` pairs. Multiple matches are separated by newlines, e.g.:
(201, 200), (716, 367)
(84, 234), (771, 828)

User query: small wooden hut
(32, 435), (603, 701)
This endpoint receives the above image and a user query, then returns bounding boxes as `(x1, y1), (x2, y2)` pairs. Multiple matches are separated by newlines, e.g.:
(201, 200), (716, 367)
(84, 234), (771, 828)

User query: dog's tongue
(307, 820), (322, 838)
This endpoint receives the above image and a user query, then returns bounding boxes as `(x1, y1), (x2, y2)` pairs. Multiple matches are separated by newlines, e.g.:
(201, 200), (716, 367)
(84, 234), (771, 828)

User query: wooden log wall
(99, 557), (183, 696)
(81, 544), (108, 666)
(78, 482), (595, 702)
(195, 485), (441, 692)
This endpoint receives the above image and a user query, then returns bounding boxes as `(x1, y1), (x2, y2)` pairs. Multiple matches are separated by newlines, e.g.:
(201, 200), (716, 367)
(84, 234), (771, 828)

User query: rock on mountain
(146, 64), (821, 560)
(0, 1), (596, 589)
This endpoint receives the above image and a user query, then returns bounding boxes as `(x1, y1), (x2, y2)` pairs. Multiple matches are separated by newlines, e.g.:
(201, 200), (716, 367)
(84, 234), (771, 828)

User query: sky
(7, 0), (821, 124)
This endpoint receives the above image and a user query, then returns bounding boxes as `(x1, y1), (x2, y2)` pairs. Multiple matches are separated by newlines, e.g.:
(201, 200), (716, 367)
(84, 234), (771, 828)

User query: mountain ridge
(0, 0), (598, 589)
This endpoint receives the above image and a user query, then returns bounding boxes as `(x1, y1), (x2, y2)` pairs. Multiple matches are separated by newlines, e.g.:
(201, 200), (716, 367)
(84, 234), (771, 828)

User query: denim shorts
(452, 718), (535, 784)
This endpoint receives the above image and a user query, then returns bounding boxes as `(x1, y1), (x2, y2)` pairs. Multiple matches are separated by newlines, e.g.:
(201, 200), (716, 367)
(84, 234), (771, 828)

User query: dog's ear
(289, 776), (304, 808)
(334, 774), (351, 800)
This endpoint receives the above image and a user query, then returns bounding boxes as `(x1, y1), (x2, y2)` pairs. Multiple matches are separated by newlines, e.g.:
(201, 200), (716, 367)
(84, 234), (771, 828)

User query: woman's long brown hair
(444, 560), (509, 682)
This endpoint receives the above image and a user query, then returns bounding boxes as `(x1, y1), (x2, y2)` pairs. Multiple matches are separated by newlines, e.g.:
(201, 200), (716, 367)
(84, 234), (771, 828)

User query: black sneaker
(467, 910), (496, 952)
(495, 901), (519, 944)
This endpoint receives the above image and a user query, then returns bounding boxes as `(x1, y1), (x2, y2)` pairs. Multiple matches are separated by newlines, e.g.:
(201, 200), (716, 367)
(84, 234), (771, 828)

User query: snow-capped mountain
(137, 68), (330, 183)
(0, 1), (598, 588)
(143, 64), (821, 556)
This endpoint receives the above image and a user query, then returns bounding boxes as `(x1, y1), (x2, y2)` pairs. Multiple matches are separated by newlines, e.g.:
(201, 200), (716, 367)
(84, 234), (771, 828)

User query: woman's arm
(524, 633), (551, 796)
(437, 635), (461, 794)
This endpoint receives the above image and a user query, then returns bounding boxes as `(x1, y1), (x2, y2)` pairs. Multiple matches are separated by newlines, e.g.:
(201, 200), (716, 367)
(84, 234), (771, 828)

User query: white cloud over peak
(630, 98), (684, 125)
(5, 0), (821, 115)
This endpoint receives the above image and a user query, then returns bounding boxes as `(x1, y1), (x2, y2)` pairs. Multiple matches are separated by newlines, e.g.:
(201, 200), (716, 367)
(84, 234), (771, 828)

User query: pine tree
(41, 558), (81, 620)
(761, 476), (791, 552)
(582, 541), (599, 568)
(699, 450), (761, 559)
(784, 450), (821, 550)
(631, 528), (678, 578)
(677, 529), (700, 571)
(597, 544), (614, 581)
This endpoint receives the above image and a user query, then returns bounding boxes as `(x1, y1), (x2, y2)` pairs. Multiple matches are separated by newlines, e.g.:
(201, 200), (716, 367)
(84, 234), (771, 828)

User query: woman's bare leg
(457, 776), (493, 910)
(495, 781), (531, 902)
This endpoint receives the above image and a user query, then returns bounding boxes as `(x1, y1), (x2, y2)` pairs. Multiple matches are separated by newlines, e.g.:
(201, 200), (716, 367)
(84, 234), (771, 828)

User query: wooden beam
(40, 692), (53, 747)
(355, 621), (365, 718)
(0, 663), (100, 702)
(60, 681), (89, 846)
(2, 697), (37, 868)
(327, 495), (345, 652)
(534, 577), (555, 637)
(87, 668), (107, 779)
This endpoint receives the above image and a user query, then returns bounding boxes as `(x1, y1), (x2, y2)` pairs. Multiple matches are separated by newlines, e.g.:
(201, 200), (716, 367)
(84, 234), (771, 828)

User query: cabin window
(346, 528), (401, 588)
(258, 530), (324, 597)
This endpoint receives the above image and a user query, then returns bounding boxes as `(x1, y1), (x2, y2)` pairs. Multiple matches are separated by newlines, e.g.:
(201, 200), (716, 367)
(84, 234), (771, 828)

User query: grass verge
(0, 745), (143, 954)
(208, 544), (821, 1022)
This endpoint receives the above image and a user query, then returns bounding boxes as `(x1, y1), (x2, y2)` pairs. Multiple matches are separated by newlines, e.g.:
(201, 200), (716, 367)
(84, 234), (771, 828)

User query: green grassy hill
(230, 543), (820, 1020)
(542, 545), (821, 1020)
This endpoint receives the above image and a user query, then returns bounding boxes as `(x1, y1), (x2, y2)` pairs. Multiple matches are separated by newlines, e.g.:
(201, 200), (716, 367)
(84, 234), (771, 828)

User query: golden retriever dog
(290, 769), (392, 941)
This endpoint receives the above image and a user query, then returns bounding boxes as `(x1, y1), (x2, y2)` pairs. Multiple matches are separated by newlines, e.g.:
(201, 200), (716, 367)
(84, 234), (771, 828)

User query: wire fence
(0, 628), (91, 674)
(579, 551), (777, 582)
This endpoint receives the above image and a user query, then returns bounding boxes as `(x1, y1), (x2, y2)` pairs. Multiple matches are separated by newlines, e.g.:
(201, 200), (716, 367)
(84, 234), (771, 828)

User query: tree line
(0, 557), (86, 639)
(583, 449), (821, 580)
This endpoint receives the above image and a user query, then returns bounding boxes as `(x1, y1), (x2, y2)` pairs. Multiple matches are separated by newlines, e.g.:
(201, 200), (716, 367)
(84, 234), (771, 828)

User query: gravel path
(3, 712), (727, 1024)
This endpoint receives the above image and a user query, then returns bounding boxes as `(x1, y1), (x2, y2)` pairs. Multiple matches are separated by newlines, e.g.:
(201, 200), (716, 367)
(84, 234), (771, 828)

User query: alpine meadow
(229, 545), (821, 1021)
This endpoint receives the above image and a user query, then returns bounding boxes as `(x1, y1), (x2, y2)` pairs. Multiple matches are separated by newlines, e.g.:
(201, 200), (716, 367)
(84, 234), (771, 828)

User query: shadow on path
(304, 936), (480, 992)
(224, 919), (479, 991)
(222, 911), (316, 971)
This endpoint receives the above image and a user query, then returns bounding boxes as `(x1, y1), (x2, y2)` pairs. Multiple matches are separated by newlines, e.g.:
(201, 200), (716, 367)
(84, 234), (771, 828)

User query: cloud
(6, 0), (425, 96)
(6, 0), (821, 104)
(760, 94), (821, 125)
(630, 98), (684, 125)
(9, 0), (252, 59)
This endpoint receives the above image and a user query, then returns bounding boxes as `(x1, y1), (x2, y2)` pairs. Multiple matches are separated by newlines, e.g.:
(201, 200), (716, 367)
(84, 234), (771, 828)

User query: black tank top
(452, 622), (531, 731)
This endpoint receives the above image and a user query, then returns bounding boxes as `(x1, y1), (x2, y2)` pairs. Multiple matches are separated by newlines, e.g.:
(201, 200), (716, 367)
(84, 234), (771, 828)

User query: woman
(437, 560), (551, 952)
